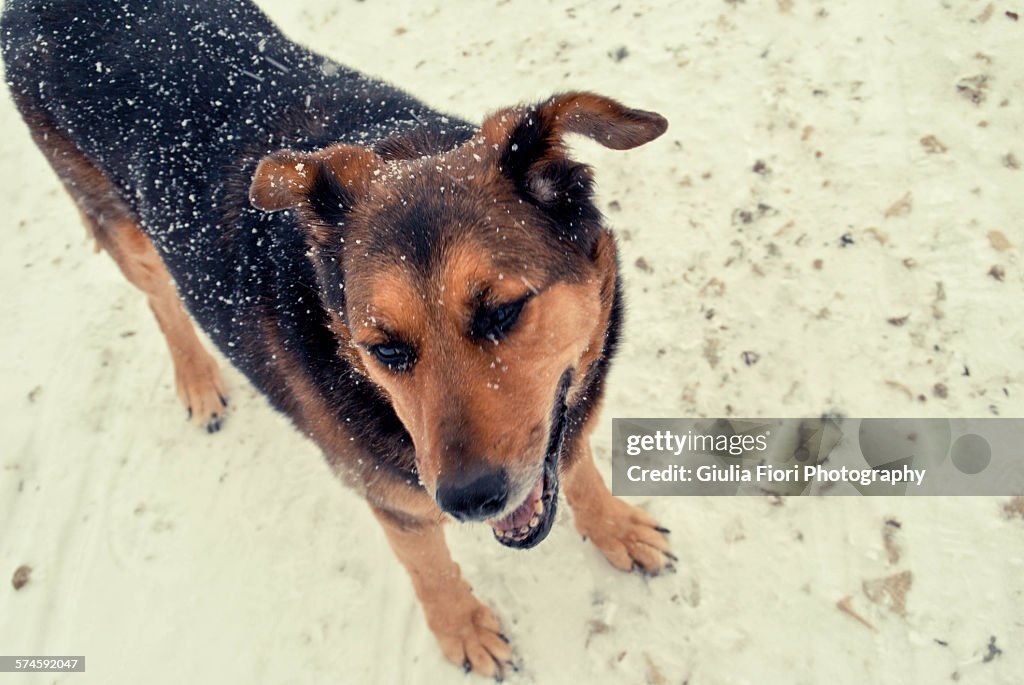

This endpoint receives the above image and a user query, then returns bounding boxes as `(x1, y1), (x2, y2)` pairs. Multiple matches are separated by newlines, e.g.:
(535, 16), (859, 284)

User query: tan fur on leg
(372, 508), (513, 678)
(100, 221), (228, 431)
(564, 433), (674, 574)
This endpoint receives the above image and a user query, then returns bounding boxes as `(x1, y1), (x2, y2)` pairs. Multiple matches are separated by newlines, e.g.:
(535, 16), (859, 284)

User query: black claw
(463, 659), (472, 674)
(655, 526), (671, 534)
(664, 551), (679, 562)
(219, 393), (228, 407)
(498, 633), (510, 644)
(187, 407), (192, 420)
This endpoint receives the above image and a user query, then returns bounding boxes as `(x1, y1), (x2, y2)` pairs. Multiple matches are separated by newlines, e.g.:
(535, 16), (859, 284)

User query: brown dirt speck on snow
(919, 135), (948, 154)
(956, 74), (989, 105)
(836, 596), (876, 631)
(883, 519), (902, 564)
(1002, 496), (1024, 520)
(987, 230), (1013, 251)
(863, 570), (913, 616)
(884, 191), (913, 218)
(12, 564), (32, 590)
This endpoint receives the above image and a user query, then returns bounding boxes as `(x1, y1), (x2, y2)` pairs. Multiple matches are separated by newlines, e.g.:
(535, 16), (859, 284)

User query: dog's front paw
(173, 351), (228, 433)
(574, 497), (675, 575)
(426, 592), (514, 679)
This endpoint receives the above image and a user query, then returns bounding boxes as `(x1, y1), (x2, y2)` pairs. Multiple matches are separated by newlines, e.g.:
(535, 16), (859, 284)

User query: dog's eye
(474, 298), (528, 343)
(368, 342), (416, 372)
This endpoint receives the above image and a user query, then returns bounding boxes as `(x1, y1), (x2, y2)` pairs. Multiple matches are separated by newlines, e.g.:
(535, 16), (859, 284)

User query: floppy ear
(482, 92), (666, 208)
(539, 91), (667, 150)
(249, 144), (383, 219)
(482, 91), (667, 154)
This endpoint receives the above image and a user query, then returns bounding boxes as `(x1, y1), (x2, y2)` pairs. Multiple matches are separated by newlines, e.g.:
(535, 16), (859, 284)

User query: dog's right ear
(249, 144), (382, 215)
(250, 144), (384, 249)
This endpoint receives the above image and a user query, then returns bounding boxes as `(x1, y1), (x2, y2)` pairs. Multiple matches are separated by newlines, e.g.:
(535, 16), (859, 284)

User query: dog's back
(1, 0), (469, 396)
(3, 0), (305, 172)
(1, 0), (436, 231)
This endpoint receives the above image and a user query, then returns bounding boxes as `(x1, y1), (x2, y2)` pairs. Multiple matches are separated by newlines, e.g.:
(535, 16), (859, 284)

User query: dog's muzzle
(489, 369), (572, 549)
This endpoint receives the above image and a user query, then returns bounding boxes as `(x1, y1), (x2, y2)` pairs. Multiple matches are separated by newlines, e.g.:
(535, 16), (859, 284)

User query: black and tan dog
(2, 0), (671, 676)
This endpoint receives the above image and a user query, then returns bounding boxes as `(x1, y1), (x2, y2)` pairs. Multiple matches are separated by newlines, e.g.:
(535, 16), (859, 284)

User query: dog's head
(250, 92), (665, 548)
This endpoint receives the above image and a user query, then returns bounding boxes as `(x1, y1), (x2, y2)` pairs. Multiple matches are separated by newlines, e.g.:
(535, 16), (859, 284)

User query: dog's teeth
(534, 500), (544, 515)
(519, 526), (530, 535)
(529, 516), (539, 528)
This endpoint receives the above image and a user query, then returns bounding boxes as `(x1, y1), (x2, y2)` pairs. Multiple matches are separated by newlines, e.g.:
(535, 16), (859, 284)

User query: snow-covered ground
(1, 1), (1022, 683)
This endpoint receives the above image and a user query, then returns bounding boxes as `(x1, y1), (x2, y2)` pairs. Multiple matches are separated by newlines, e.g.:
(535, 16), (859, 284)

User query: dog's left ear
(482, 91), (666, 206)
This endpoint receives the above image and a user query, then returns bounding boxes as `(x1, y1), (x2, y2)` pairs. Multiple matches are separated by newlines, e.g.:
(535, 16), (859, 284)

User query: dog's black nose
(436, 469), (509, 521)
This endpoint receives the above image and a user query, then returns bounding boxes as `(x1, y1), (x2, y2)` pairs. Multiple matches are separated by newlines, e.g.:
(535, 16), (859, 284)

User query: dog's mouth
(489, 370), (572, 550)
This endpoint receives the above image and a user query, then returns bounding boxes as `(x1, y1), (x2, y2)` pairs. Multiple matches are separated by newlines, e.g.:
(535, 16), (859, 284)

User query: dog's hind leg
(15, 100), (228, 431)
(91, 220), (228, 431)
(564, 430), (674, 575)
(371, 507), (514, 678)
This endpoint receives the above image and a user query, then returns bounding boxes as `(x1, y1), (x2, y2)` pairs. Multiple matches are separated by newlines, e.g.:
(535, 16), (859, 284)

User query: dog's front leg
(564, 435), (675, 575)
(371, 507), (513, 677)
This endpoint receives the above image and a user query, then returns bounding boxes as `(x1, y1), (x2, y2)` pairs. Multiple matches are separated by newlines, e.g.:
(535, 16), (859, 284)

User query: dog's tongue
(491, 473), (544, 533)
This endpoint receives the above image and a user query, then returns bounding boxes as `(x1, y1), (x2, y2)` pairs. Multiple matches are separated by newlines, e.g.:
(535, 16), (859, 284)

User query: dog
(2, 0), (672, 676)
